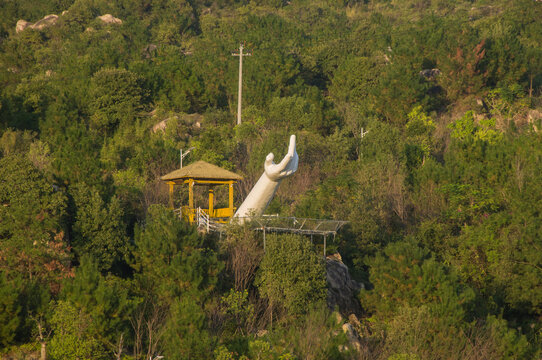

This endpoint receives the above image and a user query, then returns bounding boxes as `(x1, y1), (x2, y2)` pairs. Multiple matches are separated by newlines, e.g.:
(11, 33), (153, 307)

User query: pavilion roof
(161, 160), (242, 182)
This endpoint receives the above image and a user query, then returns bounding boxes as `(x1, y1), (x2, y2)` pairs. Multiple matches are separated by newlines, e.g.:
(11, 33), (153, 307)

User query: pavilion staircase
(196, 207), (221, 232)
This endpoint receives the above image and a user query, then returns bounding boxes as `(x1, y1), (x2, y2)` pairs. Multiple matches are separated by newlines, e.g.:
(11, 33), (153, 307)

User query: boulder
(151, 113), (203, 133)
(16, 15), (58, 33)
(16, 20), (31, 33)
(528, 109), (542, 132)
(326, 254), (363, 316)
(31, 14), (58, 30)
(98, 14), (122, 25)
(342, 323), (362, 352)
(152, 118), (173, 133)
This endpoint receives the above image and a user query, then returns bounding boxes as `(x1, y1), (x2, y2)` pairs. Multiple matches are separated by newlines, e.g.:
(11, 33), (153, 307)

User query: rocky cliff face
(326, 253), (363, 317)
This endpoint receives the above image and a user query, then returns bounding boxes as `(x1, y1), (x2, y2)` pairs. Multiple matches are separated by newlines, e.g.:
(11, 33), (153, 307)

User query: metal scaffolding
(191, 213), (347, 257)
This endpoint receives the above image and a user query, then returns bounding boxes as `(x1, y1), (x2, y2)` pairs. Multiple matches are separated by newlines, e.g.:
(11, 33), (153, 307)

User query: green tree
(89, 67), (148, 134)
(0, 273), (21, 347)
(438, 34), (488, 100)
(448, 111), (502, 145)
(133, 204), (221, 301)
(148, 0), (197, 45)
(329, 55), (381, 127)
(219, 288), (255, 338)
(452, 193), (542, 317)
(61, 257), (135, 356)
(376, 306), (533, 360)
(405, 106), (435, 161)
(132, 205), (222, 358)
(362, 240), (475, 324)
(0, 154), (71, 288)
(268, 305), (348, 360)
(256, 234), (326, 318)
(147, 50), (204, 112)
(48, 300), (106, 360)
(162, 297), (215, 359)
(265, 95), (326, 133)
(0, 129), (35, 156)
(484, 19), (527, 89)
(71, 183), (129, 273)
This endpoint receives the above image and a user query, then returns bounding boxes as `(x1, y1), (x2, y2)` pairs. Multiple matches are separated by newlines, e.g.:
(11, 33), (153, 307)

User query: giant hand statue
(234, 135), (298, 220)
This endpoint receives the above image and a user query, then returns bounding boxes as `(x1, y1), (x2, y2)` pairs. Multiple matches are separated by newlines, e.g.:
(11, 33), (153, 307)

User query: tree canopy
(0, 0), (541, 358)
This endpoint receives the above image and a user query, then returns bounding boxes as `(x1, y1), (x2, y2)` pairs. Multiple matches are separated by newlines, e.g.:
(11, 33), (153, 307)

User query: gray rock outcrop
(16, 15), (58, 33)
(342, 322), (363, 352)
(98, 14), (122, 25)
(152, 117), (176, 133)
(326, 253), (363, 316)
(151, 113), (203, 133)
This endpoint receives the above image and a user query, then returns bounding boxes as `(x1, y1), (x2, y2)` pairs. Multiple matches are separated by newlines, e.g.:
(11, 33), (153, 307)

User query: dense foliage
(1, 0), (541, 359)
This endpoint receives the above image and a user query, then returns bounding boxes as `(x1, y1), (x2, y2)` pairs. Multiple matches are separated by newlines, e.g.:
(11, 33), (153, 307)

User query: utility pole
(232, 43), (252, 125)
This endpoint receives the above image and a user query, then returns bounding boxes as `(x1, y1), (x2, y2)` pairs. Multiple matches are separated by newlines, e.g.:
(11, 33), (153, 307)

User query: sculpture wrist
(234, 173), (280, 218)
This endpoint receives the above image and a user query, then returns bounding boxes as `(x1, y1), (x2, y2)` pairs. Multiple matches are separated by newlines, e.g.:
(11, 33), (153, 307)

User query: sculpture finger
(276, 153), (293, 171)
(264, 153), (275, 171)
(287, 135), (296, 156)
(280, 169), (294, 177)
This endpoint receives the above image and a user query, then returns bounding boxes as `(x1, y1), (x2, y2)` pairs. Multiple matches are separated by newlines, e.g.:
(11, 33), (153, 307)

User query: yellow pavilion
(161, 161), (242, 223)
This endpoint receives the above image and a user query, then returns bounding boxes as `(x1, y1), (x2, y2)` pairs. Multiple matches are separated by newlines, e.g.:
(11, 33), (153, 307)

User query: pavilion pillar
(208, 187), (214, 217)
(168, 182), (175, 209)
(188, 179), (194, 223)
(228, 181), (234, 217)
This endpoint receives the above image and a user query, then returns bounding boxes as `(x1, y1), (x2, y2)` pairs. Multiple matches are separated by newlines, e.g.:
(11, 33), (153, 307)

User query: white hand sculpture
(234, 135), (298, 220)
(264, 135), (299, 181)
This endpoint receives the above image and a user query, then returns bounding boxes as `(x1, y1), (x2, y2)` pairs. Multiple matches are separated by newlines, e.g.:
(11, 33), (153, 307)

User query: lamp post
(180, 147), (195, 168)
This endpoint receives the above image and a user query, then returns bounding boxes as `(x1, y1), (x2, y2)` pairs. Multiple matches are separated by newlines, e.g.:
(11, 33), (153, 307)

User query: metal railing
(174, 208), (347, 239)
(196, 207), (222, 232)
(232, 215), (348, 236)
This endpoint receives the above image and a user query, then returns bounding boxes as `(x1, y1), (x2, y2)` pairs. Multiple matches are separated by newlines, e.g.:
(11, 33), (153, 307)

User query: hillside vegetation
(1, 0), (541, 359)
